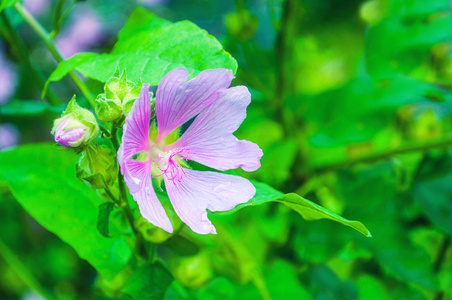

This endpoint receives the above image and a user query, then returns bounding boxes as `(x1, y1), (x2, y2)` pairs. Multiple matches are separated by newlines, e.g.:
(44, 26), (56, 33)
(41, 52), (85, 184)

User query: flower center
(148, 143), (186, 182)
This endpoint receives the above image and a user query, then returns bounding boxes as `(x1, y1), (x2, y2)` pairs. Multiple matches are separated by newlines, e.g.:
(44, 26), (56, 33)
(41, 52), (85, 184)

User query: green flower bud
(171, 252), (213, 288)
(95, 94), (123, 122)
(51, 96), (99, 148)
(95, 68), (143, 122)
(76, 144), (118, 189)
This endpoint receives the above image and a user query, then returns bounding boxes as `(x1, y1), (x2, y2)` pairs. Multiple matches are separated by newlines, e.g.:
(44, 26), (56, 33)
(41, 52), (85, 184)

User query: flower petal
(124, 158), (173, 233)
(170, 86), (262, 172)
(118, 84), (152, 171)
(155, 68), (234, 143)
(164, 169), (255, 234)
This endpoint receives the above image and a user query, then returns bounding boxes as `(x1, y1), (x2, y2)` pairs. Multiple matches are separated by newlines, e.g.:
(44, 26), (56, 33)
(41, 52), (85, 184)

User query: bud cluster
(50, 69), (144, 191)
(95, 69), (142, 122)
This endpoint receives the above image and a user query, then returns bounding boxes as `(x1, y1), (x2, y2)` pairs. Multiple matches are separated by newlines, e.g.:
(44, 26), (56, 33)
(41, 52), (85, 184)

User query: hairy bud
(95, 68), (143, 122)
(52, 96), (99, 148)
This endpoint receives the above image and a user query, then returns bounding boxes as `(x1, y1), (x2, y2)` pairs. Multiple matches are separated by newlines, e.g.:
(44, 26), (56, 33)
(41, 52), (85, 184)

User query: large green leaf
(0, 143), (132, 280)
(44, 7), (237, 92)
(217, 181), (371, 237)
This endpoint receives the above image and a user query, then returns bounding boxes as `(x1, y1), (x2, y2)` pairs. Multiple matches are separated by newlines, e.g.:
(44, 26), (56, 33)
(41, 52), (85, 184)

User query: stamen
(151, 148), (189, 182)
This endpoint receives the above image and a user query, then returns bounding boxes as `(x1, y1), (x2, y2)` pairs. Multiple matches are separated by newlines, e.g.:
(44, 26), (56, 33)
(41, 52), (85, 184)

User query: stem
(104, 186), (120, 206)
(14, 3), (95, 107)
(0, 11), (61, 106)
(433, 236), (450, 300)
(110, 124), (138, 235)
(274, 0), (298, 137)
(310, 135), (452, 174)
(50, 0), (66, 38)
(433, 236), (450, 272)
(0, 237), (54, 300)
(99, 125), (111, 138)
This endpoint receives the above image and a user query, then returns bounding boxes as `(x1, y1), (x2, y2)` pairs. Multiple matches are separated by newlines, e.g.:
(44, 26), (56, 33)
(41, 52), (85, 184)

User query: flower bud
(53, 116), (86, 147)
(95, 94), (122, 122)
(95, 68), (142, 122)
(52, 96), (99, 148)
(171, 253), (213, 288)
(76, 144), (118, 189)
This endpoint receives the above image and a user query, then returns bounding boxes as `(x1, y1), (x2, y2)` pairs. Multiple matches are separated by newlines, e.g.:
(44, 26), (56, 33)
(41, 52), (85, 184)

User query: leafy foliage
(44, 7), (238, 94)
(220, 181), (371, 237)
(1, 0), (452, 299)
(0, 143), (133, 280)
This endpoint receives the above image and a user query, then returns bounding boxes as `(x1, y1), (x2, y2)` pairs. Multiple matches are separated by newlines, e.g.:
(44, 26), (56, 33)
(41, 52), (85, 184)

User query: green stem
(433, 236), (450, 300)
(433, 236), (450, 273)
(110, 124), (138, 236)
(0, 237), (54, 300)
(274, 0), (298, 137)
(104, 186), (120, 206)
(50, 0), (66, 38)
(0, 11), (61, 106)
(99, 125), (111, 138)
(310, 135), (452, 174)
(14, 3), (95, 107)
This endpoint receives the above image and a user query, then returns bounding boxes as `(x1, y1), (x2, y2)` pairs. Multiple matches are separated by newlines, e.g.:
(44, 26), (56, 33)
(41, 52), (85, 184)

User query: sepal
(95, 94), (123, 122)
(76, 144), (118, 189)
(95, 69), (143, 121)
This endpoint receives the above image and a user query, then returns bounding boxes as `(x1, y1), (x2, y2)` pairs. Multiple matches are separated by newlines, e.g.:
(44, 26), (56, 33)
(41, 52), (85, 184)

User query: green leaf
(217, 181), (371, 237)
(0, 100), (64, 116)
(42, 52), (98, 98)
(265, 260), (310, 299)
(124, 262), (173, 299)
(44, 7), (237, 89)
(0, 0), (20, 12)
(414, 154), (452, 236)
(0, 143), (132, 280)
(366, 2), (452, 79)
(97, 202), (115, 238)
(337, 162), (439, 289)
(198, 278), (236, 300)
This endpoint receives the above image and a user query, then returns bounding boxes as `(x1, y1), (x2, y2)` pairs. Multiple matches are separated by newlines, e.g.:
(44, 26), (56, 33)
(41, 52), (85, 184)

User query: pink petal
(118, 84), (152, 171)
(169, 86), (263, 172)
(155, 68), (234, 143)
(55, 126), (86, 147)
(164, 169), (255, 234)
(124, 158), (173, 233)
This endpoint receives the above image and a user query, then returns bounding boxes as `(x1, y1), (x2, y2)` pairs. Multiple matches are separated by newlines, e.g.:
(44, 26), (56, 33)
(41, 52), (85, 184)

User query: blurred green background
(1, 0), (452, 299)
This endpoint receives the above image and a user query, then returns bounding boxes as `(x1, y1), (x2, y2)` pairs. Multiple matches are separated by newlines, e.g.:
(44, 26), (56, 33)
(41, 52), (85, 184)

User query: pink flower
(118, 68), (263, 234)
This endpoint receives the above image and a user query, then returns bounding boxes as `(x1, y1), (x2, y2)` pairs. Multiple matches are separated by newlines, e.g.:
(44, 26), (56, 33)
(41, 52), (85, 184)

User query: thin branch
(50, 0), (66, 38)
(433, 236), (450, 300)
(110, 123), (138, 236)
(0, 11), (61, 106)
(14, 3), (95, 107)
(309, 135), (452, 174)
(104, 186), (120, 206)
